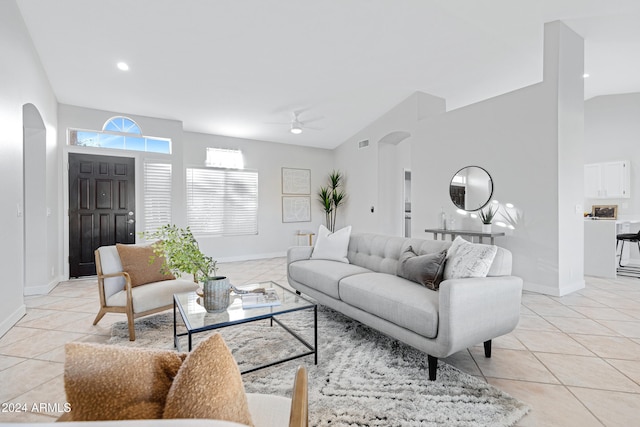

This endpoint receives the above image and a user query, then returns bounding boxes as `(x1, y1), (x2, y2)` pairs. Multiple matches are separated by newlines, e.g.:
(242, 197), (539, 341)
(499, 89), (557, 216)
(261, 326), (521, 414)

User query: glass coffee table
(173, 281), (317, 374)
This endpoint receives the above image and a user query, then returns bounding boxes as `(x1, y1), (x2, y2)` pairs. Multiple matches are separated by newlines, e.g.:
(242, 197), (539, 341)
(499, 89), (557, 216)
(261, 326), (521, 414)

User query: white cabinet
(584, 164), (602, 198)
(584, 160), (630, 199)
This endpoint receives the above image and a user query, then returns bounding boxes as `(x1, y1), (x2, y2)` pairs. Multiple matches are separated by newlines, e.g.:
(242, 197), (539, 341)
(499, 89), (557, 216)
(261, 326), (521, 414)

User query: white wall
(553, 21), (585, 294)
(335, 21), (585, 296)
(182, 132), (334, 261)
(57, 104), (184, 278)
(335, 92), (447, 234)
(23, 105), (49, 294)
(584, 93), (640, 216)
(0, 0), (59, 333)
(57, 104), (334, 268)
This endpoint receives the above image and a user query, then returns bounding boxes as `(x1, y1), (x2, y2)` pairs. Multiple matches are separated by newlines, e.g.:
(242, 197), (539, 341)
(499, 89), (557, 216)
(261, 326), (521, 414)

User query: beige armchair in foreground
(11, 347), (309, 427)
(93, 245), (199, 340)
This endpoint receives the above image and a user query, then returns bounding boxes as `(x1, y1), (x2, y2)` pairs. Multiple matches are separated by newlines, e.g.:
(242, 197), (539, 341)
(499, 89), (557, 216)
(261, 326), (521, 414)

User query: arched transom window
(69, 116), (171, 154)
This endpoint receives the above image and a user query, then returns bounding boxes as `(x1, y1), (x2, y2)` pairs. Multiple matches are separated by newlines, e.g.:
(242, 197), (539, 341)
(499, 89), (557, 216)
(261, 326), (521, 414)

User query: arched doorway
(23, 103), (48, 294)
(377, 131), (412, 236)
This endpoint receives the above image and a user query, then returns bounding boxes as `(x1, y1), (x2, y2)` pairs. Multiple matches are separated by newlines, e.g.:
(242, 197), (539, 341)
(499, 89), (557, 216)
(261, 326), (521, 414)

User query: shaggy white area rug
(110, 306), (529, 426)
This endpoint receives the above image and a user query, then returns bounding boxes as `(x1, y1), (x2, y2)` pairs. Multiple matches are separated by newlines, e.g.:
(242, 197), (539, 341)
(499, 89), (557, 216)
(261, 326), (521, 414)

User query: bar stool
(616, 230), (640, 267)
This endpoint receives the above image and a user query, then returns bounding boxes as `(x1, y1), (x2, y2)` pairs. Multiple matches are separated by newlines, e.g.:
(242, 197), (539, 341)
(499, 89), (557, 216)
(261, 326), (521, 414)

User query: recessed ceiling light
(117, 62), (129, 71)
(583, 73), (590, 78)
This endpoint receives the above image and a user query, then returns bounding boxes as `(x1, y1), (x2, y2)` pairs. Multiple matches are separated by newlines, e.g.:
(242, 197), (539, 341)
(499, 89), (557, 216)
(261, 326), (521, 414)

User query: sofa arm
(437, 275), (523, 356)
(287, 246), (314, 264)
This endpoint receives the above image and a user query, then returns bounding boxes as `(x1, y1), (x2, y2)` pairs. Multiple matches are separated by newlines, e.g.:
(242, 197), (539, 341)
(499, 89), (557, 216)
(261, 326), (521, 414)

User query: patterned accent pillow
(116, 244), (175, 287)
(443, 236), (498, 280)
(397, 246), (448, 290)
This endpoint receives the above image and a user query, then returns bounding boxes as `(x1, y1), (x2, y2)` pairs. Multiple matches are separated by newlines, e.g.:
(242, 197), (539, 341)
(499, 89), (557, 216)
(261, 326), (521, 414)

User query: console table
(425, 228), (505, 245)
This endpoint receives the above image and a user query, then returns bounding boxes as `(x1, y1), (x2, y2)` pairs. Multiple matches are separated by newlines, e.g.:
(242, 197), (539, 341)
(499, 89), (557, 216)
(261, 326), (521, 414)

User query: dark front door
(69, 153), (136, 277)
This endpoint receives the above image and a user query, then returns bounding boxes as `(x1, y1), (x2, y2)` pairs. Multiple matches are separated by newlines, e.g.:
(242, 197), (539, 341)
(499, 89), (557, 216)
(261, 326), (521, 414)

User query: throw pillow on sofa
(310, 224), (352, 263)
(397, 246), (448, 290)
(444, 236), (498, 280)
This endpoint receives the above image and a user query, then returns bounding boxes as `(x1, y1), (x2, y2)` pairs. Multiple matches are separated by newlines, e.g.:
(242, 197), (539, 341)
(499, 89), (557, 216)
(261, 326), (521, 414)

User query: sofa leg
(428, 355), (437, 381)
(484, 340), (492, 358)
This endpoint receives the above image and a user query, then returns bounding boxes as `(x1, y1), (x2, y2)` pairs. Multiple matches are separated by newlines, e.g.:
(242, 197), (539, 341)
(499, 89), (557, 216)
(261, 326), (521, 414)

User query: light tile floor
(1, 258), (639, 426)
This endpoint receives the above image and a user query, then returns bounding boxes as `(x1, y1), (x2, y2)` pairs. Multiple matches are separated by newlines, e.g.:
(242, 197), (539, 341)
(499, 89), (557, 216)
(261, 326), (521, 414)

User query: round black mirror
(449, 166), (493, 211)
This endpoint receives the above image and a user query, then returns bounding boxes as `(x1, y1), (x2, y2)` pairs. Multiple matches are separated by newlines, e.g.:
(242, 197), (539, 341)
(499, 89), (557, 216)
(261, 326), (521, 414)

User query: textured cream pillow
(64, 343), (185, 421)
(116, 244), (175, 287)
(310, 224), (352, 263)
(443, 236), (498, 280)
(163, 334), (253, 426)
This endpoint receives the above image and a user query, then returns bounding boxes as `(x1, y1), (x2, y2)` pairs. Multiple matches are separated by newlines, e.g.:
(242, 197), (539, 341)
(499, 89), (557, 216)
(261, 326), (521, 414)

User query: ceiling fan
(269, 111), (324, 134)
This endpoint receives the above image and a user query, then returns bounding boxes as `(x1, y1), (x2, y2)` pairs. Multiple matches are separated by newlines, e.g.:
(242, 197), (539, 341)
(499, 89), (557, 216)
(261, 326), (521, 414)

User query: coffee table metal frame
(173, 281), (317, 374)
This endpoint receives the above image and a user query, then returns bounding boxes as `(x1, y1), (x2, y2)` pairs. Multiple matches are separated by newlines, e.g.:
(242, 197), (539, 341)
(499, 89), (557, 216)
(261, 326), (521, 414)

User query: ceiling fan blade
(300, 116), (324, 125)
(303, 125), (323, 131)
(292, 107), (313, 117)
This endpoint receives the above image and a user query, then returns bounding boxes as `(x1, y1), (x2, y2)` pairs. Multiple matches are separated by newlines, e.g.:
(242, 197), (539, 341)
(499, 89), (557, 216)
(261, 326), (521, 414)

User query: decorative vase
(203, 276), (231, 313)
(482, 224), (492, 233)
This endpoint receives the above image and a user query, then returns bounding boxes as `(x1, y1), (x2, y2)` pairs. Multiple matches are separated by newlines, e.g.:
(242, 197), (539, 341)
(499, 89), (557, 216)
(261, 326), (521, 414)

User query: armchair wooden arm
(288, 365), (308, 427)
(92, 246), (198, 341)
(98, 271), (129, 280)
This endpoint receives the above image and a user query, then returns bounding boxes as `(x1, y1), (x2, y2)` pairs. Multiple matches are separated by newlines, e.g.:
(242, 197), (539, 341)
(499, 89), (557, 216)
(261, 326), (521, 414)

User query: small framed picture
(592, 205), (618, 220)
(282, 168), (311, 195)
(282, 196), (311, 223)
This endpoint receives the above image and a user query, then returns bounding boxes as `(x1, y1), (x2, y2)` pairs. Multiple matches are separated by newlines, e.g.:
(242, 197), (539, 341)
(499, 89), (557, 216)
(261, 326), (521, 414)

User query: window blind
(143, 162), (172, 233)
(186, 167), (258, 236)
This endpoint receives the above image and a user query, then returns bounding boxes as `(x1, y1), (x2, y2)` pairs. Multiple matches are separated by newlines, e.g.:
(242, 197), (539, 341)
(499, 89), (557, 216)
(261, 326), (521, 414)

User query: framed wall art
(592, 205), (618, 219)
(282, 196), (311, 223)
(282, 168), (311, 195)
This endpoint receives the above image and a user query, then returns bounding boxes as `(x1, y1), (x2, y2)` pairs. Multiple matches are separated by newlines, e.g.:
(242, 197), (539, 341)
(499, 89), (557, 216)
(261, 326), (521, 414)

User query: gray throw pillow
(397, 246), (447, 290)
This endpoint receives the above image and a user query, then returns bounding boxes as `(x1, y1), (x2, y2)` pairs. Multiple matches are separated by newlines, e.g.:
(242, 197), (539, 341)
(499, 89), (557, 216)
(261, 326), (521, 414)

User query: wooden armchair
(242, 365), (308, 427)
(56, 348), (308, 427)
(288, 365), (309, 427)
(93, 245), (199, 340)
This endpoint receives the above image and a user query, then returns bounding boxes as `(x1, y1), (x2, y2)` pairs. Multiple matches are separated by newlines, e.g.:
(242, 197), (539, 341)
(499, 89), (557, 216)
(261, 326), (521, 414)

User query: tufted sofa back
(347, 233), (513, 277)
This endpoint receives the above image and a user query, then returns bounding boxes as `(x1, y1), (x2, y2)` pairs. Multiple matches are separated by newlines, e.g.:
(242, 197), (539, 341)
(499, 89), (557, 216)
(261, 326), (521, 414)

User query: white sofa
(287, 233), (523, 380)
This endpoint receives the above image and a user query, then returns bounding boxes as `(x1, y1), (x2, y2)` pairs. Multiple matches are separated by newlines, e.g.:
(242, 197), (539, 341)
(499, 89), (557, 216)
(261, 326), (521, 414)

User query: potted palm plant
(318, 170), (347, 232)
(478, 204), (499, 233)
(142, 225), (230, 313)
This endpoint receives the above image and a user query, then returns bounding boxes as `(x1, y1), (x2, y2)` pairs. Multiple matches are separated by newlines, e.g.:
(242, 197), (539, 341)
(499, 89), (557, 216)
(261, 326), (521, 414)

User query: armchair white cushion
(93, 245), (199, 341)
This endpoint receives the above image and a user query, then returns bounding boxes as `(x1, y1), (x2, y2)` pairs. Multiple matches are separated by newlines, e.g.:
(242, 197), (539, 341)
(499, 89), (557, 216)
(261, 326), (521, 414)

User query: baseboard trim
(524, 278), (585, 297)
(217, 251), (287, 263)
(558, 278), (586, 296)
(23, 277), (62, 296)
(0, 304), (27, 338)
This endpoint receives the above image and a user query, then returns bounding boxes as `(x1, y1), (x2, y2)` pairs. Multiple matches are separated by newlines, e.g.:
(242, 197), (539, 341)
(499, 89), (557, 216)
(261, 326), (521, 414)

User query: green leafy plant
(141, 224), (218, 283)
(478, 204), (499, 225)
(318, 170), (347, 232)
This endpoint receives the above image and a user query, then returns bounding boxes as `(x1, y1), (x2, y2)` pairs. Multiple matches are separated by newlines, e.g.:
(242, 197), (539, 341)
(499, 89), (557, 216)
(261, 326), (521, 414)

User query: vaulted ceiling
(16, 0), (640, 149)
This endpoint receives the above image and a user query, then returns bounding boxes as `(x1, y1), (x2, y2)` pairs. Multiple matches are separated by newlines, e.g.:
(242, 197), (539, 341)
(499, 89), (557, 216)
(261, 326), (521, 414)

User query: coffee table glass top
(174, 281), (315, 332)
